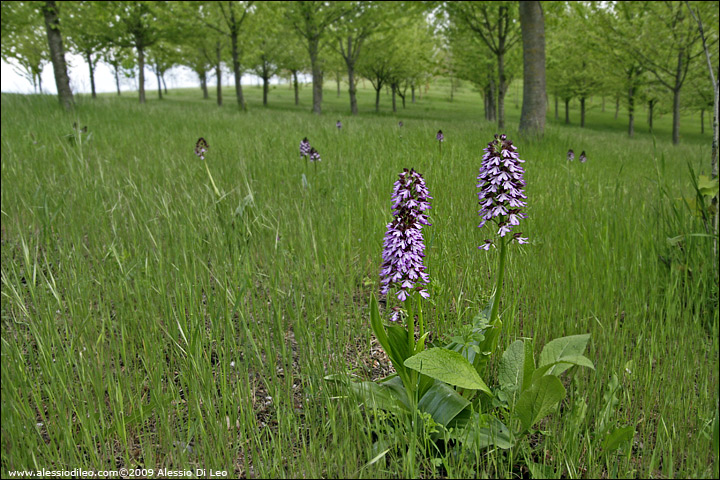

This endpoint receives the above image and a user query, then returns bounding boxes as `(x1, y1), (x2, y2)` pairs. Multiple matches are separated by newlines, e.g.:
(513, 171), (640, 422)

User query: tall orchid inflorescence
(567, 149), (575, 162)
(380, 169), (432, 314)
(477, 134), (528, 250)
(336, 120), (342, 130)
(309, 147), (321, 162)
(579, 150), (587, 163)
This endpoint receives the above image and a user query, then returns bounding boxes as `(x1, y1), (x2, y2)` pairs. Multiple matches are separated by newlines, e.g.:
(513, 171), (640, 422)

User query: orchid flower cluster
(477, 134), (528, 250)
(567, 149), (575, 162)
(299, 137), (321, 170)
(380, 168), (432, 316)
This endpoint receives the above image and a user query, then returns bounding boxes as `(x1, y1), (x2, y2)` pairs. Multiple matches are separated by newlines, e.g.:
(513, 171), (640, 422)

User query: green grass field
(1, 79), (718, 478)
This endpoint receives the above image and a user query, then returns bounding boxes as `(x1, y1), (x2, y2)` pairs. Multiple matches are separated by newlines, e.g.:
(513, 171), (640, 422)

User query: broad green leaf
(515, 375), (566, 432)
(698, 175), (719, 197)
(404, 348), (492, 394)
(418, 380), (471, 427)
(499, 340), (525, 392)
(538, 334), (591, 376)
(451, 413), (513, 450)
(522, 339), (535, 394)
(602, 425), (635, 455)
(334, 376), (410, 414)
(531, 355), (595, 383)
(386, 324), (413, 369)
(369, 294), (392, 363)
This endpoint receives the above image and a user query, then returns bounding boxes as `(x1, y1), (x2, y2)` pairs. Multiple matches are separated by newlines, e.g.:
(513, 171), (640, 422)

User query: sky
(1, 54), (289, 95)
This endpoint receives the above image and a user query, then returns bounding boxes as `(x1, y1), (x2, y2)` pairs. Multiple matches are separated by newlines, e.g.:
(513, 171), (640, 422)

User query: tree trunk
(86, 52), (96, 99)
(201, 72), (208, 99)
(648, 99), (654, 133)
(450, 75), (454, 102)
(231, 30), (246, 111)
(565, 98), (570, 124)
(497, 51), (506, 129)
(114, 67), (121, 95)
(42, 1), (73, 110)
(156, 64), (162, 99)
(216, 42), (222, 107)
(293, 71), (299, 105)
(488, 77), (496, 121)
(615, 96), (619, 120)
(162, 75), (168, 94)
(519, 1), (546, 136)
(392, 84), (397, 113)
(411, 84), (415, 103)
(336, 73), (340, 97)
(580, 97), (586, 127)
(262, 61), (269, 106)
(672, 88), (681, 144)
(138, 46), (146, 103)
(375, 85), (381, 113)
(309, 39), (322, 114)
(628, 85), (634, 137)
(348, 64), (358, 115)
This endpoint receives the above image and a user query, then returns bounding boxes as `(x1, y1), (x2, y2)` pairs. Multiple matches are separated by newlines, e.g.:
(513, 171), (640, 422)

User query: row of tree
(1, 1), (717, 143)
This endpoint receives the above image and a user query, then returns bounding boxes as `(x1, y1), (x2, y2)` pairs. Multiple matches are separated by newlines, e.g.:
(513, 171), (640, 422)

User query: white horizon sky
(1, 53), (297, 95)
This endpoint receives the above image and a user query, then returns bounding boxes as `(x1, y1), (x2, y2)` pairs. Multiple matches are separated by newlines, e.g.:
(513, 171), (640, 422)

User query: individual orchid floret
(380, 168), (432, 307)
(477, 134), (527, 248)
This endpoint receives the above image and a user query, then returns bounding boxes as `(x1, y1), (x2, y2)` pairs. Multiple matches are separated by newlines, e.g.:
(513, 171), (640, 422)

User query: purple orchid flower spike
(476, 134), (528, 248)
(436, 130), (444, 142)
(380, 168), (432, 314)
(579, 150), (587, 163)
(567, 149), (575, 162)
(309, 147), (321, 162)
(336, 120), (342, 130)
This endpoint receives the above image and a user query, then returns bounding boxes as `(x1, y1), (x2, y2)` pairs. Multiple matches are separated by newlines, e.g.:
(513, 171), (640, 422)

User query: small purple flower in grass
(579, 150), (587, 163)
(195, 137), (209, 160)
(336, 120), (342, 130)
(567, 149), (574, 162)
(436, 130), (444, 142)
(398, 121), (404, 128)
(477, 134), (527, 248)
(380, 168), (432, 313)
(309, 147), (321, 162)
(300, 137), (311, 158)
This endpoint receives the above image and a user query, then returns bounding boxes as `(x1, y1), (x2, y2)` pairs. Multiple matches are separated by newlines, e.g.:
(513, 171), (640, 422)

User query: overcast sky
(1, 54), (286, 95)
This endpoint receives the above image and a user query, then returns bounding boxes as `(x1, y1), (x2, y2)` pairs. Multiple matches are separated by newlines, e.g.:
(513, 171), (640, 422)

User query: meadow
(1, 79), (718, 478)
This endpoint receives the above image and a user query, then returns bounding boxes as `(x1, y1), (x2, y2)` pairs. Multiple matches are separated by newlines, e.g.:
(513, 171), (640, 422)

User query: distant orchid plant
(195, 137), (220, 197)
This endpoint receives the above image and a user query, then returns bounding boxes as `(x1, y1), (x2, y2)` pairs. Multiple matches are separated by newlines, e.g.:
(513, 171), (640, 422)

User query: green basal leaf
(515, 375), (566, 432)
(531, 355), (595, 383)
(498, 340), (525, 393)
(326, 374), (410, 414)
(602, 425), (635, 455)
(450, 413), (513, 450)
(538, 334), (592, 376)
(404, 348), (492, 395)
(369, 294), (392, 363)
(418, 380), (471, 427)
(523, 339), (535, 394)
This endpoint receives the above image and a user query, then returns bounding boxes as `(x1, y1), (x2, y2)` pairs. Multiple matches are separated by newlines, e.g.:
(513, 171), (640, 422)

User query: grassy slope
(1, 80), (718, 478)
